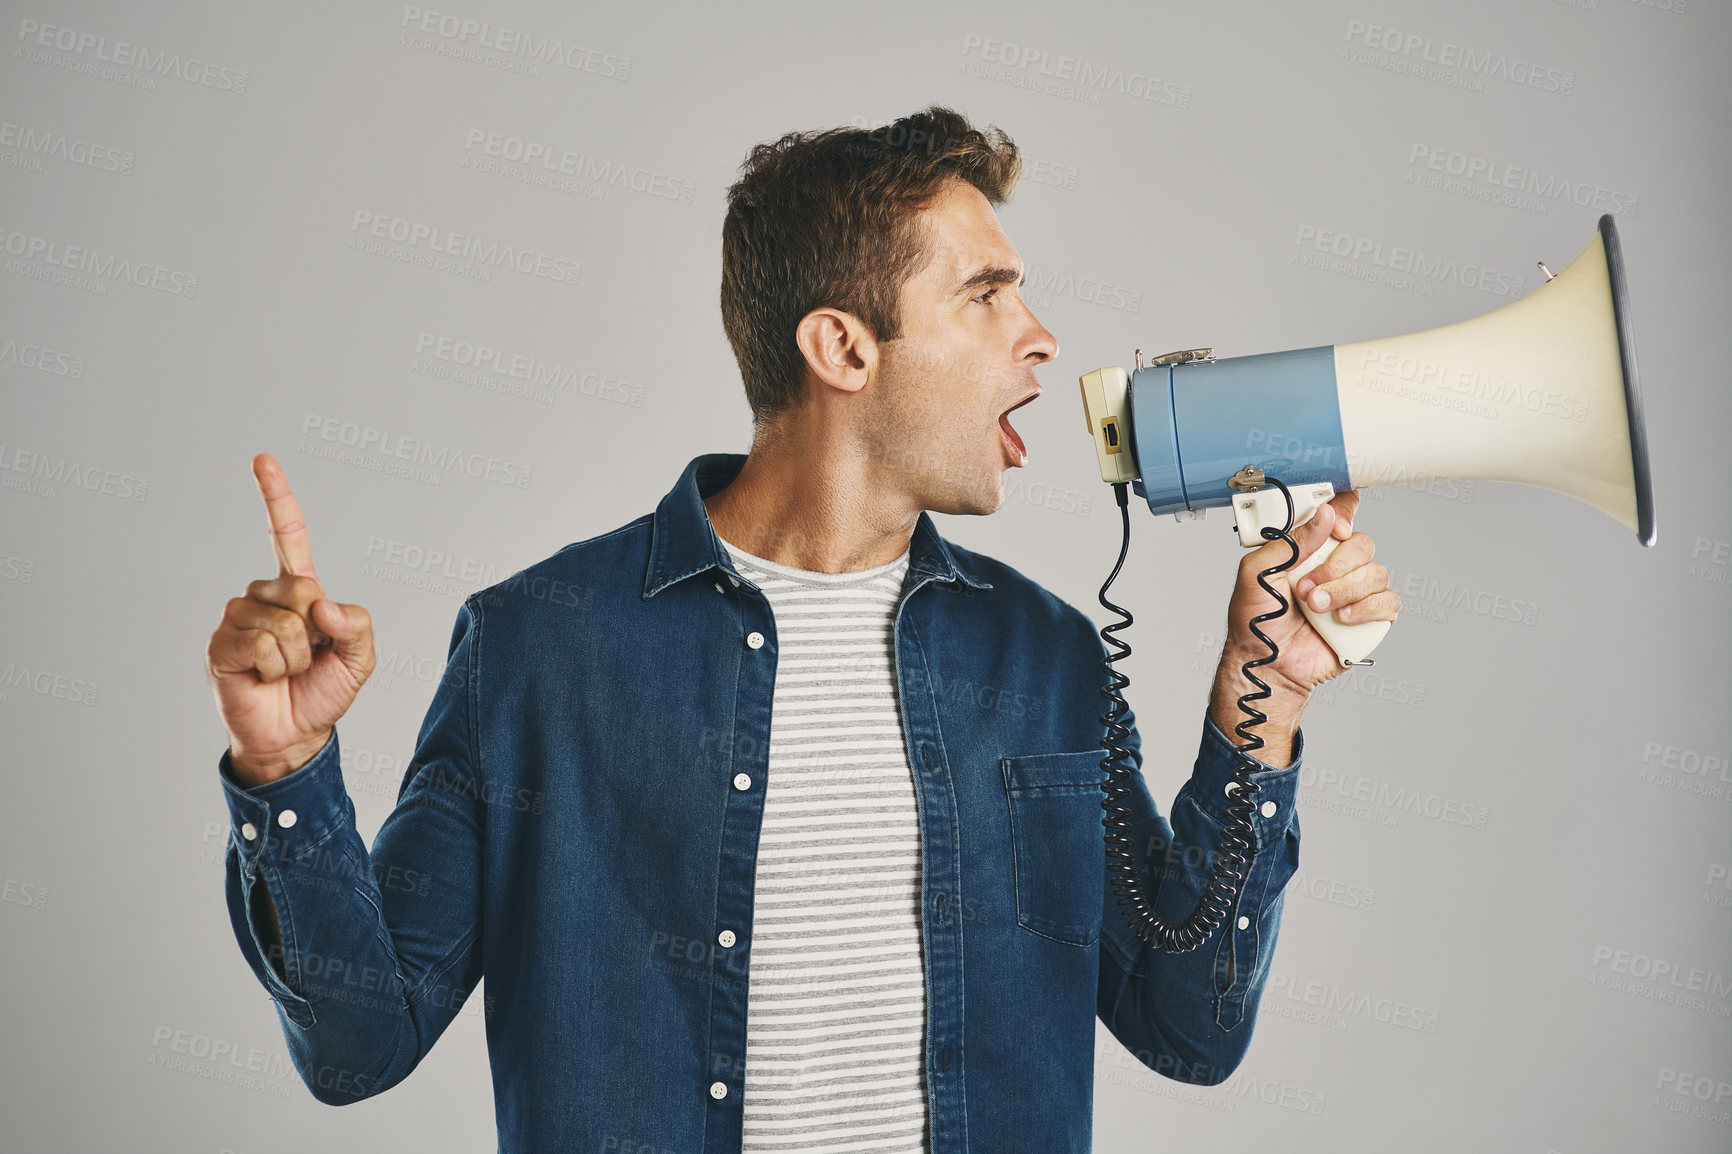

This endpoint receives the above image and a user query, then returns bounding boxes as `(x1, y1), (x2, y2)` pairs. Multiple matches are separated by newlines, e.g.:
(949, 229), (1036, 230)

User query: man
(206, 105), (1397, 1152)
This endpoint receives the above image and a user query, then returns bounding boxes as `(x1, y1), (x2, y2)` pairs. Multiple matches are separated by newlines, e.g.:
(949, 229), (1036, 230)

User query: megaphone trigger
(1225, 481), (1388, 668)
(1283, 532), (1389, 668)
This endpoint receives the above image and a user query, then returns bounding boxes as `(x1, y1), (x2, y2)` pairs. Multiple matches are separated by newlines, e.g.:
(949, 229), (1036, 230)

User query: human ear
(794, 306), (876, 396)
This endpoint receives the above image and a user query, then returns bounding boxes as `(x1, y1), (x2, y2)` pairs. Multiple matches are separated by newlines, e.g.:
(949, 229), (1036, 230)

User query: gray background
(2, 1), (1728, 1150)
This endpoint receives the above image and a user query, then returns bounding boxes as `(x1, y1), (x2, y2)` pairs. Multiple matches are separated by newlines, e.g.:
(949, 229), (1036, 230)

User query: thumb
(312, 599), (373, 674)
(1247, 494), (1331, 575)
(1288, 500), (1337, 571)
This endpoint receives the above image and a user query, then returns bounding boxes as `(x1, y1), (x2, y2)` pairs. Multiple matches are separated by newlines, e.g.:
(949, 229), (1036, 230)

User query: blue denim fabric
(217, 451), (1304, 1152)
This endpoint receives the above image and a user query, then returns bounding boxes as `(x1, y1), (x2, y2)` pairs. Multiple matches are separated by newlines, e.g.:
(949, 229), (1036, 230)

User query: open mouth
(998, 389), (1040, 467)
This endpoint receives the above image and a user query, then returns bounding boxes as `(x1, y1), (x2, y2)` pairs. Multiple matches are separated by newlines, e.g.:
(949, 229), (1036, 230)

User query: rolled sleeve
(218, 730), (360, 1034)
(1097, 706), (1304, 1084)
(219, 732), (347, 875)
(1177, 713), (1303, 851)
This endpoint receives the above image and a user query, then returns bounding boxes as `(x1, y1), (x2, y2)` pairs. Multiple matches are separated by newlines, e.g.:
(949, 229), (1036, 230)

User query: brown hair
(719, 105), (1022, 424)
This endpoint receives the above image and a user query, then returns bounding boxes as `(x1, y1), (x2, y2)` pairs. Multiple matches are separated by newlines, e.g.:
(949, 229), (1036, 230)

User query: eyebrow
(954, 264), (1025, 296)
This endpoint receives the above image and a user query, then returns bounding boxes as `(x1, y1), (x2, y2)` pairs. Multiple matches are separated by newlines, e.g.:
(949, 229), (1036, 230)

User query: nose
(1020, 305), (1059, 365)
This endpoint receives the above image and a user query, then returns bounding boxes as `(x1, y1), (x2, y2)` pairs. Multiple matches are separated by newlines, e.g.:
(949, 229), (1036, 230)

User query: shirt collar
(642, 452), (993, 599)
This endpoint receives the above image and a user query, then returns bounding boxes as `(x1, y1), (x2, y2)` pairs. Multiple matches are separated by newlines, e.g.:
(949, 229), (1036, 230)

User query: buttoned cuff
(218, 730), (349, 871)
(1180, 712), (1303, 848)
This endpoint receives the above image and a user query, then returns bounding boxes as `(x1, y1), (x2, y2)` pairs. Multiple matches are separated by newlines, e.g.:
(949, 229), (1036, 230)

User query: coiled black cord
(1097, 476), (1300, 953)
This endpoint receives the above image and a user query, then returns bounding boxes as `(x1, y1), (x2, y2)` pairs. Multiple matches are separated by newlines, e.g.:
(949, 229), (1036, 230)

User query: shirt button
(729, 575), (740, 587)
(240, 822), (258, 841)
(746, 631), (764, 649)
(714, 581), (725, 594)
(1237, 915), (1250, 930)
(1259, 801), (1277, 818)
(732, 773), (752, 791)
(277, 809), (298, 829)
(718, 929), (737, 948)
(1224, 781), (1240, 798)
(709, 1080), (728, 1100)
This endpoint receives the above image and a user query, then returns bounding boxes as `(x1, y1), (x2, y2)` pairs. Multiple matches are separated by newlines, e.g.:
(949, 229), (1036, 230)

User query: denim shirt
(216, 451), (1304, 1153)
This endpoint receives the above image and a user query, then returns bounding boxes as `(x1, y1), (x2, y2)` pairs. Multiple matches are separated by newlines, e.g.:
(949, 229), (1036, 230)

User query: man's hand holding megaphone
(1205, 488), (1399, 766)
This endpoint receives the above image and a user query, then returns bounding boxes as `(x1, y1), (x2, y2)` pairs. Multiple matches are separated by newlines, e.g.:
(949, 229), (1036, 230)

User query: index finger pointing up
(252, 453), (319, 580)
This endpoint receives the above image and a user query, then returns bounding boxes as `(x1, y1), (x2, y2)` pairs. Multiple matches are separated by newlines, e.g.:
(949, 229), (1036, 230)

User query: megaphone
(1078, 213), (1655, 668)
(1083, 215), (1655, 956)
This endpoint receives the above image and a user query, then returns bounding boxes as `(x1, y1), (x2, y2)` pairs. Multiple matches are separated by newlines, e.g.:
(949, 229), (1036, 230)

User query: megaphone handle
(1286, 535), (1392, 667)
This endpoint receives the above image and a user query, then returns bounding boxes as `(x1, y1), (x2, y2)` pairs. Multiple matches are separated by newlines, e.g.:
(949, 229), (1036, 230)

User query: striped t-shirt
(718, 536), (929, 1154)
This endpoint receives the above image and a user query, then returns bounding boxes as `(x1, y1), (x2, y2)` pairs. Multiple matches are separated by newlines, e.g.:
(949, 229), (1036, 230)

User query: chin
(932, 480), (1005, 518)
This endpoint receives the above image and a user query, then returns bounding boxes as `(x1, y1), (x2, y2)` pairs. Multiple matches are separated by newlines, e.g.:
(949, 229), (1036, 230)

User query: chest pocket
(1001, 750), (1108, 947)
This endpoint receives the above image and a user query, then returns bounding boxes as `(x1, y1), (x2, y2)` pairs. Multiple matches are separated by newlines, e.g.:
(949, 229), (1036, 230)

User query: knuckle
(279, 610), (309, 650)
(288, 575), (322, 603)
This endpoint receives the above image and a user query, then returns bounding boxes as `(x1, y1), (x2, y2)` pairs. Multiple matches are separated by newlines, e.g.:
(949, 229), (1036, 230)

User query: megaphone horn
(1078, 213), (1655, 668)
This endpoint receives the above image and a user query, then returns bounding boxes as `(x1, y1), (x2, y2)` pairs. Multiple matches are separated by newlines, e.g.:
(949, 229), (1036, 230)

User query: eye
(972, 287), (999, 305)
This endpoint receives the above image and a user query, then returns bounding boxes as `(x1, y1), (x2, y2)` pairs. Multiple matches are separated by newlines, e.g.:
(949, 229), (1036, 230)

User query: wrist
(228, 730), (332, 788)
(1216, 639), (1314, 706)
(1209, 646), (1308, 767)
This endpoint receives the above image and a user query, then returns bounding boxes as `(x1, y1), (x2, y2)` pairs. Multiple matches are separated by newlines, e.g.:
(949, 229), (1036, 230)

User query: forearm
(1098, 712), (1303, 1084)
(218, 732), (437, 1103)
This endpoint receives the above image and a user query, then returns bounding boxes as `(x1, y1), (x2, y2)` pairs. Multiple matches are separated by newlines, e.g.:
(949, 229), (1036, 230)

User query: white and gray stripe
(720, 537), (929, 1154)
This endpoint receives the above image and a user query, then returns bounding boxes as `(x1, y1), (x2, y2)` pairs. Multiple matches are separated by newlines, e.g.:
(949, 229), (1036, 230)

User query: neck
(704, 415), (921, 574)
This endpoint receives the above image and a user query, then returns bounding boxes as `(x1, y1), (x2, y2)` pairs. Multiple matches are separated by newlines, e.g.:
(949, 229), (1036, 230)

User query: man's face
(862, 178), (1059, 517)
